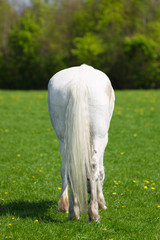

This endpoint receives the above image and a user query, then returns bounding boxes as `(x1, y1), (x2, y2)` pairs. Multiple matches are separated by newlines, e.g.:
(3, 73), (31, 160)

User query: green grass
(0, 90), (160, 240)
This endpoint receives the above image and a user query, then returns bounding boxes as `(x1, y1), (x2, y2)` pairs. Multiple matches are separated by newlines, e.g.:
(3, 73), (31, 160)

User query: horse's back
(48, 64), (114, 140)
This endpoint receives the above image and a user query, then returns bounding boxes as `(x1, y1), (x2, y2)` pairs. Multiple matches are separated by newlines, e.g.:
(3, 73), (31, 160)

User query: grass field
(0, 90), (160, 240)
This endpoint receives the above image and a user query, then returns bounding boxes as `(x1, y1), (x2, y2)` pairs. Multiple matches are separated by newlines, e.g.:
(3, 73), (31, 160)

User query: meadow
(0, 90), (160, 240)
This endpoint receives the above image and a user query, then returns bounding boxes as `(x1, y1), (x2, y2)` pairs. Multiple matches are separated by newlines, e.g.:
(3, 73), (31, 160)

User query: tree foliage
(0, 0), (160, 89)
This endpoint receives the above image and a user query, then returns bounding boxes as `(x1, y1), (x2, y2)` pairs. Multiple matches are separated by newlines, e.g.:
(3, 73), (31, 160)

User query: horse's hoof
(102, 205), (107, 210)
(87, 215), (100, 223)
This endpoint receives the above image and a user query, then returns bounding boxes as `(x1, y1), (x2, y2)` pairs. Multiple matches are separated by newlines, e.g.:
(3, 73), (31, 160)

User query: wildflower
(157, 205), (160, 208)
(5, 129), (9, 133)
(144, 180), (149, 183)
(120, 152), (124, 155)
(12, 217), (15, 220)
(58, 187), (62, 190)
(8, 223), (12, 226)
(133, 180), (136, 183)
(32, 176), (35, 178)
(5, 192), (8, 194)
(39, 170), (42, 173)
(121, 193), (124, 195)
(66, 229), (70, 231)
(1, 198), (4, 201)
(151, 187), (155, 190)
(144, 186), (148, 189)
(152, 183), (155, 185)
(112, 192), (117, 195)
(5, 236), (12, 239)
(35, 220), (38, 222)
(17, 154), (21, 157)
(133, 133), (137, 137)
(102, 228), (107, 230)
(122, 205), (126, 208)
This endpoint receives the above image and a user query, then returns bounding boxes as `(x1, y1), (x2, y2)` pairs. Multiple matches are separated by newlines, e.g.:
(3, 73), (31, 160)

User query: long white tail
(64, 76), (91, 213)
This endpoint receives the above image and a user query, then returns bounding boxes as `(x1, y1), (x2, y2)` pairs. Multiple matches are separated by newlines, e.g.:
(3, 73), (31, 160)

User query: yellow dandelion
(151, 187), (155, 190)
(133, 133), (137, 137)
(17, 154), (21, 157)
(32, 176), (35, 178)
(157, 205), (160, 208)
(144, 186), (148, 189)
(122, 205), (126, 208)
(112, 192), (117, 195)
(114, 185), (117, 188)
(5, 129), (9, 133)
(5, 236), (12, 239)
(144, 180), (149, 183)
(12, 166), (15, 169)
(133, 180), (136, 183)
(35, 220), (38, 222)
(66, 229), (70, 231)
(1, 198), (4, 201)
(118, 181), (121, 183)
(109, 239), (114, 240)
(120, 152), (124, 155)
(102, 228), (107, 230)
(8, 223), (12, 226)
(114, 180), (117, 183)
(58, 187), (62, 190)
(121, 193), (124, 195)
(39, 170), (42, 172)
(12, 217), (15, 220)
(152, 183), (155, 185)
(5, 192), (8, 194)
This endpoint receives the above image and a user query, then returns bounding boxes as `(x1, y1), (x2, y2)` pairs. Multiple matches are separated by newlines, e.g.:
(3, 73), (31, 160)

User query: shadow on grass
(0, 200), (66, 223)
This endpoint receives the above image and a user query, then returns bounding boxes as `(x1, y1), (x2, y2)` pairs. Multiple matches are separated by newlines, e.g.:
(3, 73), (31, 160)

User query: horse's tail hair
(64, 73), (91, 213)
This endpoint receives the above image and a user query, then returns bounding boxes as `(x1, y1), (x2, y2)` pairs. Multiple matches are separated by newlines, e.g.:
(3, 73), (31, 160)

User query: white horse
(47, 64), (115, 222)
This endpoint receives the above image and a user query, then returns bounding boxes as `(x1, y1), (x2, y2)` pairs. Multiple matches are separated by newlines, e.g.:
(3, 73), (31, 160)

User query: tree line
(0, 0), (160, 89)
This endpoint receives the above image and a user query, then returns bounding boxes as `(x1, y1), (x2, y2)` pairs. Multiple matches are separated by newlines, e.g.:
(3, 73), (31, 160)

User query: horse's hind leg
(97, 161), (107, 210)
(97, 135), (108, 210)
(88, 149), (100, 222)
(68, 185), (80, 220)
(88, 134), (108, 222)
(57, 141), (69, 213)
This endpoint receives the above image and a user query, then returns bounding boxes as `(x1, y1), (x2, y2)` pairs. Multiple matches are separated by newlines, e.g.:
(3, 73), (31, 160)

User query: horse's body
(48, 64), (115, 222)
